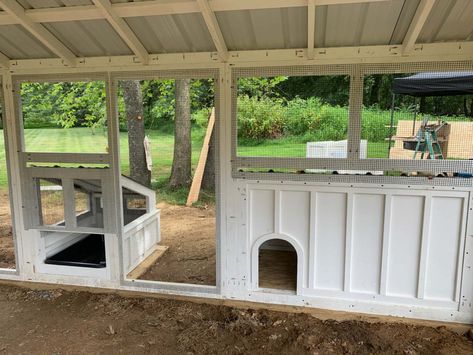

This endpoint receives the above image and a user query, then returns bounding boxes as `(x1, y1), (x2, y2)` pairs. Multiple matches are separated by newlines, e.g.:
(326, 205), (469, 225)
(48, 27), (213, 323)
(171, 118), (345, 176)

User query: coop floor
(138, 202), (216, 285)
(259, 249), (298, 291)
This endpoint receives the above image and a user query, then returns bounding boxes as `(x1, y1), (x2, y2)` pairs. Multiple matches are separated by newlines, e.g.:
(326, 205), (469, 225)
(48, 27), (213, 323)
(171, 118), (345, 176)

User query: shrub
(283, 97), (324, 136)
(237, 96), (285, 140)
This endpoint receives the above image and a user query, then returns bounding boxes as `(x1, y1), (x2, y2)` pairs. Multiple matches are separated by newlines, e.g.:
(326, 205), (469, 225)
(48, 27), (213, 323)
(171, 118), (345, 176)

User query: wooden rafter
(307, 0), (316, 60)
(0, 50), (9, 67)
(0, 0), (391, 25)
(196, 0), (228, 61)
(92, 0), (149, 65)
(402, 0), (436, 54)
(0, 0), (76, 66)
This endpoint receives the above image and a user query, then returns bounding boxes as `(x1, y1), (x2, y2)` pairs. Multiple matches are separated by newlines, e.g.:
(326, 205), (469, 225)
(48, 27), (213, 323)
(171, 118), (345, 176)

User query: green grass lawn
(0, 128), (391, 204)
(0, 127), (208, 204)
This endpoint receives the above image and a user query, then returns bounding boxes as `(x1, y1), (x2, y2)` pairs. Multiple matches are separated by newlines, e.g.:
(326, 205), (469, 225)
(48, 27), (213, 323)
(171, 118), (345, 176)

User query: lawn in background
(0, 127), (208, 205)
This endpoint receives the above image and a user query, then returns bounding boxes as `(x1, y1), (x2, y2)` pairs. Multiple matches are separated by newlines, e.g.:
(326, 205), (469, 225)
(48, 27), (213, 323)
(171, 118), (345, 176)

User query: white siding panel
(387, 195), (424, 298)
(314, 192), (347, 291)
(280, 190), (310, 245)
(250, 189), (274, 240)
(351, 193), (384, 294)
(424, 196), (463, 301)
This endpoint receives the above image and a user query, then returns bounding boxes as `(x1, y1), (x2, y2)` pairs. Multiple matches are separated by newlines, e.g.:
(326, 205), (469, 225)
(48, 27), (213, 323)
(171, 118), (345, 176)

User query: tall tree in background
(122, 80), (151, 186)
(202, 122), (215, 191)
(169, 79), (192, 188)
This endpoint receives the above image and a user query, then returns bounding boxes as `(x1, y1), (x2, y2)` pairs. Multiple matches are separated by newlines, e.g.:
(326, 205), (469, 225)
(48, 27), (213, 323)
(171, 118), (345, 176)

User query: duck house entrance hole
(258, 239), (297, 291)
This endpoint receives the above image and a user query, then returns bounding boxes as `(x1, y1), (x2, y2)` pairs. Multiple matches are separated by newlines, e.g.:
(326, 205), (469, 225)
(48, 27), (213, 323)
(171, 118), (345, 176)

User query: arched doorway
(258, 239), (298, 291)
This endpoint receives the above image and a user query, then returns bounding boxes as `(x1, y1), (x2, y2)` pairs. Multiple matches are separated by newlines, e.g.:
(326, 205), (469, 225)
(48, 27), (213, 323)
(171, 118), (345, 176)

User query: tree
(121, 80), (151, 186)
(202, 122), (215, 191)
(169, 79), (192, 188)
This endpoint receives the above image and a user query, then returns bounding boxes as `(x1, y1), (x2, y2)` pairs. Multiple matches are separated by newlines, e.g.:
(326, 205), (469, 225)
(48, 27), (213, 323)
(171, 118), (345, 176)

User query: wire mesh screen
(111, 69), (220, 286)
(236, 75), (350, 160)
(232, 62), (473, 185)
(363, 72), (473, 162)
(17, 79), (108, 154)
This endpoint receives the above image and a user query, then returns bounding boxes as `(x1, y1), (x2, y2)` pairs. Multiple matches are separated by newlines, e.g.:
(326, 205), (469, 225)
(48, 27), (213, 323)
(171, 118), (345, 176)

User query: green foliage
(237, 96), (349, 142)
(237, 95), (285, 140)
(21, 81), (106, 131)
(238, 76), (288, 98)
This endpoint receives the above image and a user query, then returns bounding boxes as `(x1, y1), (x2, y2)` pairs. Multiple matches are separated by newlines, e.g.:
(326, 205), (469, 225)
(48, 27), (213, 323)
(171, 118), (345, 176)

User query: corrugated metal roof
(0, 0), (472, 61)
(43, 20), (133, 57)
(125, 13), (216, 53)
(0, 24), (54, 59)
(418, 0), (473, 43)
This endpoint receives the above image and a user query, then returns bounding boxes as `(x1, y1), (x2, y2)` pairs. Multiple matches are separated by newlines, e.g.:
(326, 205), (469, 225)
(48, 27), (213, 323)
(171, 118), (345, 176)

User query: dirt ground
(0, 191), (15, 269)
(0, 285), (472, 354)
(139, 202), (216, 285)
(1, 193), (473, 354)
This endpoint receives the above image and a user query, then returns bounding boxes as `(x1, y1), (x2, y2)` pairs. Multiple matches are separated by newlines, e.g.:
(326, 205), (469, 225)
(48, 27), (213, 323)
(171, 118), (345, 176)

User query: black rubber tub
(45, 234), (106, 268)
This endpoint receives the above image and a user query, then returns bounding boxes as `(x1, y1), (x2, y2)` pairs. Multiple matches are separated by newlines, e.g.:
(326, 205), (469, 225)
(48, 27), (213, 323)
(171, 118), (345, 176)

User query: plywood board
(391, 120), (473, 159)
(186, 108), (215, 206)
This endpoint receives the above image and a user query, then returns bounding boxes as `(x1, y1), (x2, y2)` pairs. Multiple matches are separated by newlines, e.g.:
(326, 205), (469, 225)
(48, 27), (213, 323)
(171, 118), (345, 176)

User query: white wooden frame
(0, 72), (20, 276)
(109, 69), (222, 295)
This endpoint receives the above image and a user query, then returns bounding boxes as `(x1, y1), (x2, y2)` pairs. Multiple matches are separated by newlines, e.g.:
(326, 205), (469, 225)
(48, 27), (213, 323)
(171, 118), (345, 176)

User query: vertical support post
(347, 68), (363, 160)
(1, 70), (24, 276)
(220, 63), (233, 293)
(105, 72), (123, 284)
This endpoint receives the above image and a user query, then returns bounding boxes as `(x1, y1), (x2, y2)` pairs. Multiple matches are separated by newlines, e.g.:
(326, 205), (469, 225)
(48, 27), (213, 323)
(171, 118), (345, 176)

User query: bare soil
(1, 194), (473, 353)
(0, 191), (14, 269)
(0, 285), (472, 354)
(139, 202), (216, 285)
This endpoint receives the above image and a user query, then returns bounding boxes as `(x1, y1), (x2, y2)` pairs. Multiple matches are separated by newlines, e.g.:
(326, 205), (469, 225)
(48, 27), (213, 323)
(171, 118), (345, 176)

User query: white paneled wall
(235, 182), (471, 317)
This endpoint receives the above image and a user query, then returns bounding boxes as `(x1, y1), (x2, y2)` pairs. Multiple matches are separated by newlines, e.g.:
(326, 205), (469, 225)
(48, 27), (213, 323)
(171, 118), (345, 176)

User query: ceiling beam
(196, 0), (228, 61)
(0, 50), (9, 67)
(402, 0), (436, 54)
(307, 0), (316, 60)
(0, 0), (392, 25)
(92, 0), (149, 65)
(0, 0), (76, 66)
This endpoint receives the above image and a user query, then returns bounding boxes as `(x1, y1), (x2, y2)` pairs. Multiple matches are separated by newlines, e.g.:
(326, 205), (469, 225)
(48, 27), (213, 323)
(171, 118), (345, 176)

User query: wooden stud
(307, 0), (316, 60)
(196, 0), (229, 61)
(186, 108), (215, 206)
(92, 0), (150, 65)
(402, 0), (436, 55)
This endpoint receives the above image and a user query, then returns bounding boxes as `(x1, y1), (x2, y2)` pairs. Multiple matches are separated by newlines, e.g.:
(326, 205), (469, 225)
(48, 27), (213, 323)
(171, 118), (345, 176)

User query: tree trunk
(169, 79), (192, 189)
(122, 80), (151, 187)
(202, 127), (215, 190)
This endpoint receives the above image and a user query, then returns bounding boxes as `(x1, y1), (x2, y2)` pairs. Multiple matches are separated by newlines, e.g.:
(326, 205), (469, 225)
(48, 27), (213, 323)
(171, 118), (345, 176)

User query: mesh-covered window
(236, 75), (350, 159)
(38, 179), (65, 226)
(362, 72), (473, 161)
(19, 80), (108, 154)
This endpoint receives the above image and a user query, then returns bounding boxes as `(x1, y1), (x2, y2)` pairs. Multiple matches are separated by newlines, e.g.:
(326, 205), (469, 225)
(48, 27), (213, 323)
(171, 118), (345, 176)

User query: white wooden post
(1, 71), (24, 277)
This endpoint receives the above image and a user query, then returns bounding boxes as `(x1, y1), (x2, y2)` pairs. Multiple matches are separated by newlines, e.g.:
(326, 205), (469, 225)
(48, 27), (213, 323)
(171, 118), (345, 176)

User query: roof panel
(358, 0), (404, 46)
(320, 1), (406, 48)
(418, 0), (473, 43)
(0, 24), (55, 59)
(126, 13), (215, 53)
(43, 20), (133, 57)
(389, 0), (421, 45)
(17, 0), (93, 9)
(217, 7), (306, 51)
